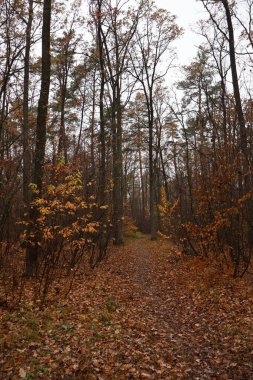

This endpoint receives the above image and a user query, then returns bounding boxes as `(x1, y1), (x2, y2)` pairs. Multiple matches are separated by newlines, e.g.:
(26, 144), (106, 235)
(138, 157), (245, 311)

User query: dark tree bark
(220, 0), (248, 163)
(26, 0), (52, 275)
(58, 81), (68, 163)
(90, 70), (96, 174)
(23, 0), (33, 208)
(148, 91), (158, 240)
(97, 0), (106, 210)
(33, 0), (51, 194)
(138, 127), (146, 229)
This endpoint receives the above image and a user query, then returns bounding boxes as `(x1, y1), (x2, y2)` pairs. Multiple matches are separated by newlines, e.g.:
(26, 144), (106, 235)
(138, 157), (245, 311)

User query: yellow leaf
(65, 201), (76, 210)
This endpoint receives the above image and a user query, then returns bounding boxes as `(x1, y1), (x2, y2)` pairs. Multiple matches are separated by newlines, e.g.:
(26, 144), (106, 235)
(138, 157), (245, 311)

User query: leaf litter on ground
(0, 235), (253, 379)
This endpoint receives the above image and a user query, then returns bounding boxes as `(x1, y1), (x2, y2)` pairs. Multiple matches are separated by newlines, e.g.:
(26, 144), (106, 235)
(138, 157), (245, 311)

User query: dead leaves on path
(1, 236), (253, 379)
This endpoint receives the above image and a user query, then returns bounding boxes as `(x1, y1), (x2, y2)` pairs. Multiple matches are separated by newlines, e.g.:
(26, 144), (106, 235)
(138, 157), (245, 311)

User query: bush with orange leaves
(179, 155), (253, 277)
(0, 162), (111, 307)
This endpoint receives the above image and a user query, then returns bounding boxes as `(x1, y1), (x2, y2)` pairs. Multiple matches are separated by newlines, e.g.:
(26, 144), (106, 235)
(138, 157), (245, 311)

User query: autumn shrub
(158, 187), (184, 244)
(166, 153), (253, 277)
(0, 162), (111, 307)
(159, 150), (253, 277)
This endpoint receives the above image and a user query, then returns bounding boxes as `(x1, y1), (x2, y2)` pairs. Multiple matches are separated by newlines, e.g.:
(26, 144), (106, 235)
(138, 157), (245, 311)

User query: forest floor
(1, 235), (253, 379)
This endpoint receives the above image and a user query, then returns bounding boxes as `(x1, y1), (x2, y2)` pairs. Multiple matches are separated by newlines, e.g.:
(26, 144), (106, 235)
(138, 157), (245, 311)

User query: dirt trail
(71, 236), (253, 379)
(1, 236), (253, 379)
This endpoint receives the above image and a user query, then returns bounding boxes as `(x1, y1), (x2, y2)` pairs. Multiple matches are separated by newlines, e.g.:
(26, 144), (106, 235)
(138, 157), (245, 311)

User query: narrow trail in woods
(1, 236), (253, 379)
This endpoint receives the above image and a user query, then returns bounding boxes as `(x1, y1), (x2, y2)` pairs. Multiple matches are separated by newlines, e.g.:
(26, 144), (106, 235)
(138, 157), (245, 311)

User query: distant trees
(87, 0), (181, 243)
(130, 1), (182, 239)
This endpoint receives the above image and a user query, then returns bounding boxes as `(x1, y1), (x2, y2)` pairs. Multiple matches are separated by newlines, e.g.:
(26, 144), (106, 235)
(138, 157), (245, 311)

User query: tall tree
(130, 1), (182, 239)
(23, 0), (34, 208)
(33, 0), (52, 194)
(26, 0), (52, 275)
(97, 0), (143, 245)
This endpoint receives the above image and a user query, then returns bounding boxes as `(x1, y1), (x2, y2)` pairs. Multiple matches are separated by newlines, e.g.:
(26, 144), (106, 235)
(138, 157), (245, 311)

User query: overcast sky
(155, 0), (207, 66)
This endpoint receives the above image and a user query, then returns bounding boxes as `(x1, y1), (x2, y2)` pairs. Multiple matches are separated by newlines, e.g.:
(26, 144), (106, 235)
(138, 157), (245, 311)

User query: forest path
(1, 236), (253, 379)
(69, 236), (253, 379)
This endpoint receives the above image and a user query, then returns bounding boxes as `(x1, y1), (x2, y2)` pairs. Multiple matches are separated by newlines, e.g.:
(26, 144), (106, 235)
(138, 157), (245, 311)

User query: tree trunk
(220, 0), (252, 275)
(221, 0), (248, 163)
(26, 0), (52, 275)
(33, 0), (51, 193)
(23, 0), (33, 208)
(112, 90), (124, 245)
(149, 91), (157, 240)
(138, 130), (146, 230)
(58, 83), (68, 163)
(97, 0), (106, 207)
